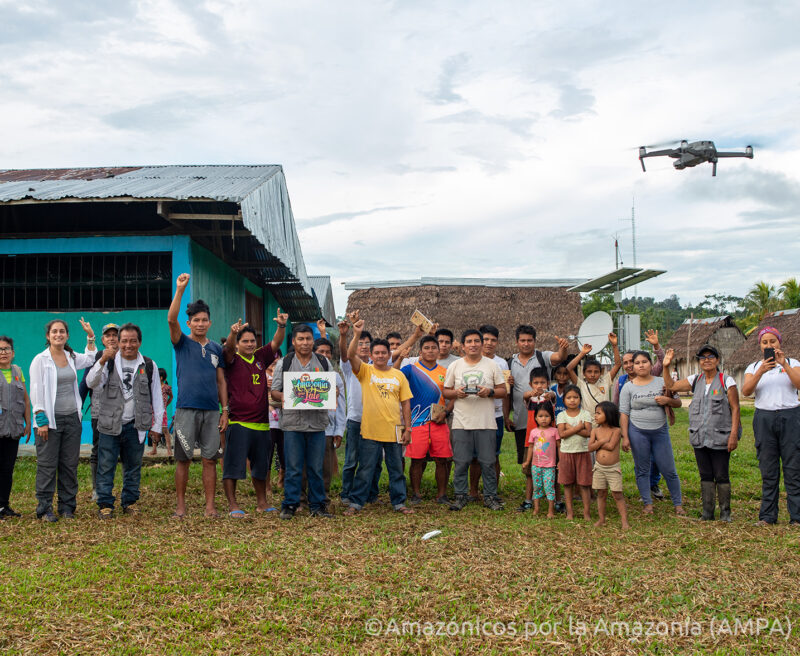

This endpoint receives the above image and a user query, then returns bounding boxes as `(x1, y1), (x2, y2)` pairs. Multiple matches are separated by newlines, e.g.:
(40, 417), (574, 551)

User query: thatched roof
(665, 315), (742, 360)
(728, 308), (800, 367)
(345, 284), (584, 357)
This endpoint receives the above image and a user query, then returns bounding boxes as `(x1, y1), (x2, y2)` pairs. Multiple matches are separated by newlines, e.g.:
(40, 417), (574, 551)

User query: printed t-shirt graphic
(400, 361), (447, 427)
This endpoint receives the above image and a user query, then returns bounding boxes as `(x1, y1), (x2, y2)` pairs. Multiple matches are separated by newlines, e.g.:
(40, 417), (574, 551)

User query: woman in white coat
(29, 318), (96, 521)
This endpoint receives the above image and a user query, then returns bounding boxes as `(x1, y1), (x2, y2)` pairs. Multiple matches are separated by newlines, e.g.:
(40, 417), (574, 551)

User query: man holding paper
(344, 318), (414, 515)
(270, 324), (331, 519)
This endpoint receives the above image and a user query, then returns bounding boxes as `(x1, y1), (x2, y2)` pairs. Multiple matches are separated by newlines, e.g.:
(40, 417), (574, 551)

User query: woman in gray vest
(741, 326), (800, 526)
(0, 336), (30, 519)
(29, 319), (97, 521)
(663, 345), (740, 521)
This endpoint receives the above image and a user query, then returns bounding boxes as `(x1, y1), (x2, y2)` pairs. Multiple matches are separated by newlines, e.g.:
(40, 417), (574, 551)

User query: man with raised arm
(343, 317), (414, 515)
(221, 312), (286, 517)
(168, 273), (228, 519)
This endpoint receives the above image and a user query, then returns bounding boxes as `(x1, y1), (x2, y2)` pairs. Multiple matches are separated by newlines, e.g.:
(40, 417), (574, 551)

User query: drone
(639, 140), (753, 176)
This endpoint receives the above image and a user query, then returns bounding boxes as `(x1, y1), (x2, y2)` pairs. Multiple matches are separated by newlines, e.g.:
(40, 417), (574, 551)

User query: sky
(2, 0), (799, 316)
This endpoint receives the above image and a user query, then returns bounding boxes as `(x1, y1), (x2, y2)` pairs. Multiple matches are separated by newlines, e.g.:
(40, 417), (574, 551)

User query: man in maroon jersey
(221, 310), (287, 516)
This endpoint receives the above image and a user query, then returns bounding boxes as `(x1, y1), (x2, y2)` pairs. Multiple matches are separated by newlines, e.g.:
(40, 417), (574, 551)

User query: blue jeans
(628, 423), (682, 506)
(283, 431), (326, 512)
(350, 439), (406, 510)
(340, 420), (381, 503)
(96, 422), (146, 510)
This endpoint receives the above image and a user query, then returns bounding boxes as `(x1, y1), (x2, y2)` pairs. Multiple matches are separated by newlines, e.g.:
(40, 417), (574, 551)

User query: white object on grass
(421, 530), (442, 541)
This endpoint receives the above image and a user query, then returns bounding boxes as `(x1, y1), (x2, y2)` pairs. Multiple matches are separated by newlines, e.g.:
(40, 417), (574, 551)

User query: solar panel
(567, 268), (641, 293)
(597, 269), (666, 292)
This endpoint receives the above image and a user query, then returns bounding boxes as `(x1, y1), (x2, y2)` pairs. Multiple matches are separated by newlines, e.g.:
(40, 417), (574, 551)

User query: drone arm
(715, 151), (751, 158)
(641, 149), (674, 157)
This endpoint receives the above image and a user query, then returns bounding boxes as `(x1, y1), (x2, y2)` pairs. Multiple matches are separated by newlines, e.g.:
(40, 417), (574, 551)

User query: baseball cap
(101, 323), (120, 334)
(695, 344), (720, 359)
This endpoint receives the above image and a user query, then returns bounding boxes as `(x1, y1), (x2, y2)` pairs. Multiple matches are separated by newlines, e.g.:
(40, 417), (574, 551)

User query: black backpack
(282, 352), (329, 372)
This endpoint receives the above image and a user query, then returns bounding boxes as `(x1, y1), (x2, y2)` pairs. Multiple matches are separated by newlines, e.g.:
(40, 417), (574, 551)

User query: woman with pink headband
(741, 326), (800, 525)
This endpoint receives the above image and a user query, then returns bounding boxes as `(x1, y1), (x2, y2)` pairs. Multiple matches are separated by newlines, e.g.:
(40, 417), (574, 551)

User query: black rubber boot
(701, 481), (716, 520)
(717, 483), (732, 522)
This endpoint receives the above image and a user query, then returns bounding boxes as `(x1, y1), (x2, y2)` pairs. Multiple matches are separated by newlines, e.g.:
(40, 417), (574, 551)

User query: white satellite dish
(577, 311), (613, 356)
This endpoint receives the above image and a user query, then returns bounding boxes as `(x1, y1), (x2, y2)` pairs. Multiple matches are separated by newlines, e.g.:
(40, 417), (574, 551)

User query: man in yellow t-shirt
(344, 318), (414, 515)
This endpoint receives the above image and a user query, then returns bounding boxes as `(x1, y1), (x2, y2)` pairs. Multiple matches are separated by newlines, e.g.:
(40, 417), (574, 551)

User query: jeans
(650, 461), (662, 488)
(349, 439), (406, 510)
(340, 420), (380, 503)
(452, 429), (498, 498)
(627, 422), (682, 506)
(283, 430), (326, 512)
(96, 422), (146, 510)
(753, 406), (800, 524)
(35, 413), (82, 516)
(694, 447), (730, 484)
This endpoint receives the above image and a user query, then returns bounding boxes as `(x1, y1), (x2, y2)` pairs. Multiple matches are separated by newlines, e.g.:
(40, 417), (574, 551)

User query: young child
(556, 385), (593, 520)
(566, 333), (622, 424)
(518, 368), (556, 512)
(521, 402), (559, 518)
(149, 368), (173, 456)
(588, 401), (629, 529)
(550, 363), (570, 416)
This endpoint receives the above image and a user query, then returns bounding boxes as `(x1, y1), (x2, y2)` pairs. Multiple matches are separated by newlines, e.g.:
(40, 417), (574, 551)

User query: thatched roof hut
(664, 315), (745, 379)
(343, 278), (586, 358)
(728, 309), (800, 385)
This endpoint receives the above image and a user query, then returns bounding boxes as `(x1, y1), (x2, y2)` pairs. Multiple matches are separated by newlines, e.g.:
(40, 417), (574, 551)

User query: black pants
(269, 428), (285, 472)
(693, 447), (730, 484)
(753, 406), (800, 524)
(514, 429), (528, 465)
(0, 437), (20, 508)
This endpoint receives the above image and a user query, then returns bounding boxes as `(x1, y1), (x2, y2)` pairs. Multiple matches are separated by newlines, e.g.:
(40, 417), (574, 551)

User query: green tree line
(581, 278), (799, 345)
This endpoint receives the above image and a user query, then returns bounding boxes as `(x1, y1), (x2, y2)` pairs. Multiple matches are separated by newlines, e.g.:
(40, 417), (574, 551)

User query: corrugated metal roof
(0, 165), (319, 317)
(343, 277), (588, 290)
(769, 308), (799, 317)
(0, 165), (282, 203)
(681, 315), (729, 325)
(309, 275), (336, 324)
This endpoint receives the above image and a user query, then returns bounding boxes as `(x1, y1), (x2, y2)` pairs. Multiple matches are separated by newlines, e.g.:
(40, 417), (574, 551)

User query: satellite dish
(577, 311), (613, 356)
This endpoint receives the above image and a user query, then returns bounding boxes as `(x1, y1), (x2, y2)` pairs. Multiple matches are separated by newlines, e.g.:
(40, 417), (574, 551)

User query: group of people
(1, 273), (799, 528)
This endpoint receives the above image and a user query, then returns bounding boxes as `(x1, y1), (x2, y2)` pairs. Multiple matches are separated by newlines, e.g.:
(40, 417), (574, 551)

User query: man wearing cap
(79, 323), (120, 501)
(87, 322), (163, 518)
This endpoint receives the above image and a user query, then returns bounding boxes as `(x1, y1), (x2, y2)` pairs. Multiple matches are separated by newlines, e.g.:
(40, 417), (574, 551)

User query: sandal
(642, 505), (654, 515)
(228, 510), (246, 519)
(170, 512), (185, 520)
(674, 506), (687, 516)
(396, 507), (415, 515)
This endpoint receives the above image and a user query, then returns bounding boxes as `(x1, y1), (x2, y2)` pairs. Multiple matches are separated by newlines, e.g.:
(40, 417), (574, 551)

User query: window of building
(0, 252), (172, 311)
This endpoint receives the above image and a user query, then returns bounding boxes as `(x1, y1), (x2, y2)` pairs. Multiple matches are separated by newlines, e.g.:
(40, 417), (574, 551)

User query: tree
(743, 281), (782, 320)
(779, 278), (800, 309)
(581, 292), (615, 317)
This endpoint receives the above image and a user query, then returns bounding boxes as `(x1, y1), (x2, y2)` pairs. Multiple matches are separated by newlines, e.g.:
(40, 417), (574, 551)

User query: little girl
(588, 401), (629, 530)
(556, 385), (593, 520)
(522, 402), (559, 518)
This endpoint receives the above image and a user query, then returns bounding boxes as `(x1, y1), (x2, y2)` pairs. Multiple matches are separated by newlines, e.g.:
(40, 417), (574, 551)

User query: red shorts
(557, 451), (593, 486)
(407, 423), (453, 460)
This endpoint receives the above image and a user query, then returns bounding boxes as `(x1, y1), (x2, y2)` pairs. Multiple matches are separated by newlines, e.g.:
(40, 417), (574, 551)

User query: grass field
(2, 407), (799, 655)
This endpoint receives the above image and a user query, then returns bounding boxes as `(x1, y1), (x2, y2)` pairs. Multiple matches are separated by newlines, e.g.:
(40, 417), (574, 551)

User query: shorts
(592, 461), (623, 492)
(557, 451), (592, 487)
(407, 422), (453, 460)
(174, 408), (221, 461)
(223, 423), (272, 480)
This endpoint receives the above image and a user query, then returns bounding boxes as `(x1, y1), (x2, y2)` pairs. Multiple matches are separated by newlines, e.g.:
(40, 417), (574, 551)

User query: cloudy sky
(2, 0), (799, 315)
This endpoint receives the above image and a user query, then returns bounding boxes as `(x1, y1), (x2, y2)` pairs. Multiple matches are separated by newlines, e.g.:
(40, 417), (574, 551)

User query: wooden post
(686, 312), (693, 378)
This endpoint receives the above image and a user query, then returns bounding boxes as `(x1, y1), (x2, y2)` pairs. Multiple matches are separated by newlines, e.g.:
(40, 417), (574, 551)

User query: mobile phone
(764, 347), (776, 361)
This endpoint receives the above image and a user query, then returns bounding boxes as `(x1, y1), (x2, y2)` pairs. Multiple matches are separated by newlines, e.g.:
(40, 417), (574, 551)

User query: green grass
(1, 408), (799, 655)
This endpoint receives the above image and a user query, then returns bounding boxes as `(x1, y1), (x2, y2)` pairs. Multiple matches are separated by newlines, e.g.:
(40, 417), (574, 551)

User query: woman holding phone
(741, 327), (800, 526)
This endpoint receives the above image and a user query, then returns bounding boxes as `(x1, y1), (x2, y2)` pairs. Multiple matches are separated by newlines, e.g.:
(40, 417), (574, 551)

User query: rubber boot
(700, 481), (716, 520)
(717, 483), (732, 522)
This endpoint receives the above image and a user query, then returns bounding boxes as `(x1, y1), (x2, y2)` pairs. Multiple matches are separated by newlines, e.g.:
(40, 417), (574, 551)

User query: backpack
(282, 351), (329, 372)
